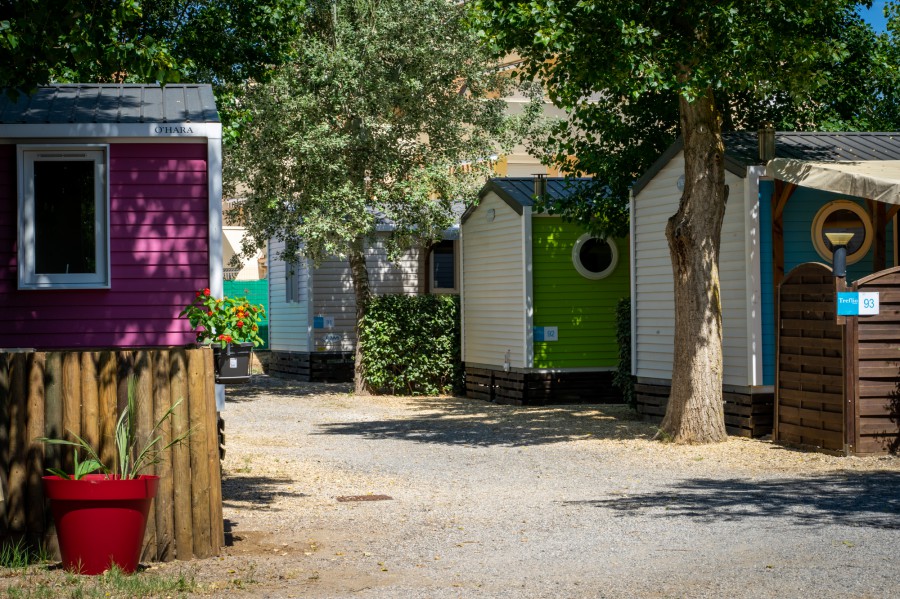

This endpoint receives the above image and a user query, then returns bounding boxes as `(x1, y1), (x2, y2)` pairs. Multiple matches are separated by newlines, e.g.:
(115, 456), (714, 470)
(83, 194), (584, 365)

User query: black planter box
(212, 342), (254, 384)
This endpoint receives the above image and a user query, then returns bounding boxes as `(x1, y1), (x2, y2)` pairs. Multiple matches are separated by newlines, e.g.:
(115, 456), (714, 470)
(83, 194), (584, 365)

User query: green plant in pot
(39, 378), (187, 575)
(179, 288), (266, 383)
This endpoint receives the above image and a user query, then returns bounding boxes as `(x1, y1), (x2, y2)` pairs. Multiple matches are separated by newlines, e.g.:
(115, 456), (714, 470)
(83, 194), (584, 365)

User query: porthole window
(811, 200), (873, 265)
(572, 233), (618, 280)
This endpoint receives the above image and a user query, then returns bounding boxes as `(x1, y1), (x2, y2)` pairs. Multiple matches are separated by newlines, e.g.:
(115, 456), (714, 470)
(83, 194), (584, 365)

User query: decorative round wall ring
(810, 200), (873, 266)
(572, 233), (618, 280)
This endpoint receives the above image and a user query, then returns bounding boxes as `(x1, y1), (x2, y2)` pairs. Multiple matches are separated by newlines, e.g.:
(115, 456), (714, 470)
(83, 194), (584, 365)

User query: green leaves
(358, 294), (462, 396)
(224, 0), (522, 268)
(39, 376), (188, 480)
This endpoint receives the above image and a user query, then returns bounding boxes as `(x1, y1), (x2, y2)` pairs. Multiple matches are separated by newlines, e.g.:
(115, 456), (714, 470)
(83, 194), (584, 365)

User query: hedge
(358, 294), (462, 395)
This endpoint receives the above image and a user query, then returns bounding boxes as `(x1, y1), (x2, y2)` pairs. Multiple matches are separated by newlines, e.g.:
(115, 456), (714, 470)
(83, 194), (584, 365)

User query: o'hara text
(154, 126), (194, 134)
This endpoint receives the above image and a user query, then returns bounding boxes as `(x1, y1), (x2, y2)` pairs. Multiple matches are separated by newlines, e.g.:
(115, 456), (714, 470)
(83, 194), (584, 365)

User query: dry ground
(2, 376), (898, 598)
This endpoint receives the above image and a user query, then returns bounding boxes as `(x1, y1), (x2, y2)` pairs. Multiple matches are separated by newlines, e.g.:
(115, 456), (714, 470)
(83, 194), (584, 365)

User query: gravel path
(191, 375), (900, 599)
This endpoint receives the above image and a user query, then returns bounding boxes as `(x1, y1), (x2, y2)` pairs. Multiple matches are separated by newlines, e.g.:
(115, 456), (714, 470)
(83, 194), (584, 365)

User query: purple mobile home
(0, 84), (223, 349)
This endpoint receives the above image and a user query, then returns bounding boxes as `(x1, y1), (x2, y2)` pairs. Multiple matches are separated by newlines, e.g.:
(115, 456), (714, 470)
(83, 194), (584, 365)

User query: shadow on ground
(225, 376), (352, 403)
(566, 471), (900, 529)
(315, 395), (656, 447)
(222, 474), (310, 510)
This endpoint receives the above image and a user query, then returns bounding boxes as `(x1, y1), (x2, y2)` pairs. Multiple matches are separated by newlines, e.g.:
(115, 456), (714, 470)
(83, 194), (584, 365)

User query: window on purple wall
(18, 146), (110, 289)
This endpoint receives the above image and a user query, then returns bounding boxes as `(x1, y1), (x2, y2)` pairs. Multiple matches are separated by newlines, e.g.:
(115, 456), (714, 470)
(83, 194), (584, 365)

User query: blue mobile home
(631, 131), (900, 452)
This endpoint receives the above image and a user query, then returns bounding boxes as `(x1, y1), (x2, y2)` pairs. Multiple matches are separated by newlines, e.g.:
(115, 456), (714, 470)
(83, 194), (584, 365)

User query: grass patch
(1, 564), (199, 599)
(0, 538), (50, 569)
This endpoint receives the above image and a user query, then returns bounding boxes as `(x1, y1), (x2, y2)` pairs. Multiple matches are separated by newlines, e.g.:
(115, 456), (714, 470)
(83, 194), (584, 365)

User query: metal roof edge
(631, 137), (683, 197)
(476, 180), (526, 216)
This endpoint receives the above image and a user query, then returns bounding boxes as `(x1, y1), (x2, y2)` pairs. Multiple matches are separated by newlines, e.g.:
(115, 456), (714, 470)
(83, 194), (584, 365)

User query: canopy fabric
(766, 158), (900, 205)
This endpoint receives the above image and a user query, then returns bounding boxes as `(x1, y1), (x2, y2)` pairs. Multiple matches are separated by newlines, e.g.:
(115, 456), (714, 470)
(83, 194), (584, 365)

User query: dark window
(432, 240), (455, 289)
(34, 160), (96, 274)
(578, 238), (614, 274)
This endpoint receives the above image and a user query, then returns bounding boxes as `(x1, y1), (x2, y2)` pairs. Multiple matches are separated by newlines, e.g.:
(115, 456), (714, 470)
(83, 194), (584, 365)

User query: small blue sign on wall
(533, 326), (559, 342)
(313, 316), (324, 329)
(836, 292), (880, 316)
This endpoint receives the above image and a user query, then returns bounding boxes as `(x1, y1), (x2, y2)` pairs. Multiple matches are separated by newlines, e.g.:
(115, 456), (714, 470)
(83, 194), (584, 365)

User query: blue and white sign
(533, 326), (559, 342)
(313, 316), (336, 329)
(836, 292), (880, 316)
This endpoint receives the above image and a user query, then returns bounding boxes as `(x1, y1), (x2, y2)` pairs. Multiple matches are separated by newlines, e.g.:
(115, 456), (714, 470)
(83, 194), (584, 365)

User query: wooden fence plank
(80, 353), (100, 458)
(61, 353), (81, 475)
(187, 349), (212, 559)
(153, 350), (176, 561)
(43, 352), (63, 551)
(203, 348), (224, 553)
(170, 349), (193, 559)
(0, 355), (10, 536)
(25, 353), (45, 544)
(43, 353), (63, 477)
(7, 354), (27, 535)
(98, 351), (118, 470)
(134, 351), (157, 562)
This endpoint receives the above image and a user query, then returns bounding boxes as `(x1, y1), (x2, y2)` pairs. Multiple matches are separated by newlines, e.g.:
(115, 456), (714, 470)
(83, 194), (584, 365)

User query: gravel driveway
(175, 374), (899, 599)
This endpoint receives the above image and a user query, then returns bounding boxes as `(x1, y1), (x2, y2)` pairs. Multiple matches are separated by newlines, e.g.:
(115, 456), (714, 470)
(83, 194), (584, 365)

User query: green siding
(224, 279), (269, 349)
(531, 218), (629, 368)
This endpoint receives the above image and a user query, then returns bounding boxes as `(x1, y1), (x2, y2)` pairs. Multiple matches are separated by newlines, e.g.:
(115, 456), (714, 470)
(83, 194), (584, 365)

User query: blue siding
(760, 182), (895, 387)
(782, 187), (894, 276)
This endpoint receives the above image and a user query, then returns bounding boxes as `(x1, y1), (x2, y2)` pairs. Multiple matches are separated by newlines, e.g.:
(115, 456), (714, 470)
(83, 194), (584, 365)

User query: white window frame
(17, 144), (111, 289)
(430, 239), (458, 293)
(572, 233), (619, 280)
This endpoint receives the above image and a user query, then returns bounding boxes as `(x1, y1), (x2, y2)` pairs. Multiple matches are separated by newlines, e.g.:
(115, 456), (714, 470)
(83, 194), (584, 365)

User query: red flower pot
(42, 474), (159, 575)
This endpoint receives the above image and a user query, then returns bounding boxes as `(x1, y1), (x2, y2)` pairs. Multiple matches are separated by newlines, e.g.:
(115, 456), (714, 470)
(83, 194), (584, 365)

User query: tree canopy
(472, 0), (870, 442)
(0, 0), (302, 93)
(226, 0), (535, 391)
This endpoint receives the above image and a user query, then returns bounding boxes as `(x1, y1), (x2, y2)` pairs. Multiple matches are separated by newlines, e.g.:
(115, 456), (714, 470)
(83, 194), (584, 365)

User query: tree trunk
(348, 236), (371, 395)
(660, 88), (729, 443)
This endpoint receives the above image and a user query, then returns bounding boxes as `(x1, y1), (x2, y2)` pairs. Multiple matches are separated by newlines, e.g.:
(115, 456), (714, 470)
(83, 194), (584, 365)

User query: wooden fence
(0, 347), (223, 561)
(775, 263), (845, 452)
(776, 263), (900, 455)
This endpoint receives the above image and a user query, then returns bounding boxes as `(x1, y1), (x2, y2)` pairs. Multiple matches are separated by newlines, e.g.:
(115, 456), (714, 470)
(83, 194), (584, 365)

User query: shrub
(359, 294), (462, 395)
(613, 296), (635, 408)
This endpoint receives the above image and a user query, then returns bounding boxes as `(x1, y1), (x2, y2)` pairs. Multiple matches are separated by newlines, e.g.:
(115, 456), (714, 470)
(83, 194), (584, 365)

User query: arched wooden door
(776, 263), (845, 453)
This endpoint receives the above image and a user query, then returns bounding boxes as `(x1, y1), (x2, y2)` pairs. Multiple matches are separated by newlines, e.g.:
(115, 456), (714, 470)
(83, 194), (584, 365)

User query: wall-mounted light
(825, 232), (854, 278)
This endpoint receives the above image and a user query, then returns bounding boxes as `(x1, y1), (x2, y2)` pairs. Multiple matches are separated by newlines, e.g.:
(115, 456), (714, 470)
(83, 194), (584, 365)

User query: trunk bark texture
(348, 236), (371, 395)
(660, 89), (729, 443)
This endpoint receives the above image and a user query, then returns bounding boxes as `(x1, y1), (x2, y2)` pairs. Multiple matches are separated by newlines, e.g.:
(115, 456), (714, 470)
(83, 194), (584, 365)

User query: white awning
(766, 158), (900, 205)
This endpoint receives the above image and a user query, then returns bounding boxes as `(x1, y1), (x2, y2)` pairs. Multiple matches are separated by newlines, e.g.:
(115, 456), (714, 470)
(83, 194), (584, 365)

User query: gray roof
(464, 177), (595, 222)
(632, 131), (900, 196)
(0, 84), (220, 124)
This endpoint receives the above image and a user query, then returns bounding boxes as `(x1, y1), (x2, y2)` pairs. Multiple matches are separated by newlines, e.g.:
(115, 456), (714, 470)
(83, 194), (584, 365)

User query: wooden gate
(776, 263), (845, 453)
(849, 266), (900, 454)
(776, 263), (900, 455)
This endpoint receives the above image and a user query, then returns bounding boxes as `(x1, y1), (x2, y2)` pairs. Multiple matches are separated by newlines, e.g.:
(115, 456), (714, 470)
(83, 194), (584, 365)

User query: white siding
(311, 234), (422, 352)
(267, 238), (310, 352)
(461, 192), (527, 368)
(633, 151), (750, 387)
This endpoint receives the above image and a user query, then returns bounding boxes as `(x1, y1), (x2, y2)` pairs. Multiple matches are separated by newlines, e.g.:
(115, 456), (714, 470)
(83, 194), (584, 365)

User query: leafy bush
(613, 296), (635, 408)
(359, 294), (462, 395)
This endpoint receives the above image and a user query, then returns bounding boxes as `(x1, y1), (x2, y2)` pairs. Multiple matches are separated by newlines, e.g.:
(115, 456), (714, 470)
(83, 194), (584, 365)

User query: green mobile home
(461, 177), (629, 404)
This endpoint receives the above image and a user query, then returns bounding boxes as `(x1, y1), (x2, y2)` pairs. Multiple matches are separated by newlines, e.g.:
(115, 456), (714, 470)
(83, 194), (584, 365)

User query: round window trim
(572, 233), (618, 280)
(810, 200), (873, 266)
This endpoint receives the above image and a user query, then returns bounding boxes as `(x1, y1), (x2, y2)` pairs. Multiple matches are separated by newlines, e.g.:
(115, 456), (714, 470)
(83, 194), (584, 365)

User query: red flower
(237, 321), (244, 328)
(196, 291), (201, 298)
(225, 335), (233, 342)
(208, 311), (213, 316)
(203, 288), (211, 296)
